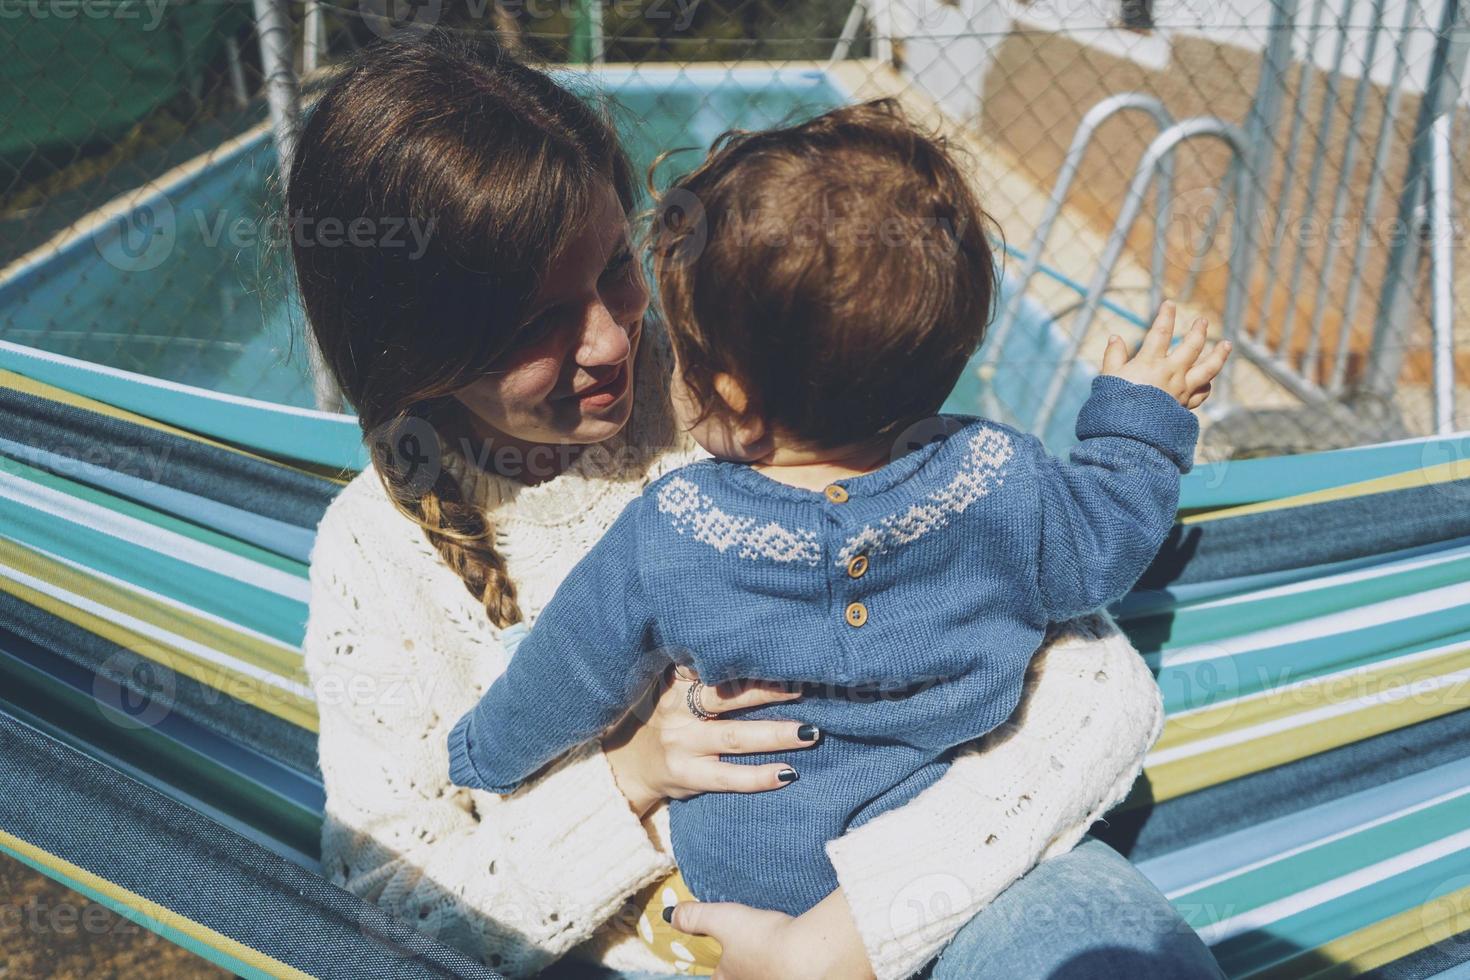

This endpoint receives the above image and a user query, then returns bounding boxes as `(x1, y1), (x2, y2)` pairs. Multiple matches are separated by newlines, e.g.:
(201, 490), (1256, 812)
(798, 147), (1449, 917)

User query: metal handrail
(1430, 112), (1458, 435)
(1032, 118), (1251, 436)
(985, 93), (1175, 379)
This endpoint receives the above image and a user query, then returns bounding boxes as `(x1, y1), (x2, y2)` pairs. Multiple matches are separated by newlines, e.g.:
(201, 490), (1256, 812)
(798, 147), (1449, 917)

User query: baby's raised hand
(1100, 300), (1231, 410)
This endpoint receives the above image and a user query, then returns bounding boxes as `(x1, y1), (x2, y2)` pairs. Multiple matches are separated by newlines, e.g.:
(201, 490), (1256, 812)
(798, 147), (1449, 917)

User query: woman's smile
(566, 360), (631, 409)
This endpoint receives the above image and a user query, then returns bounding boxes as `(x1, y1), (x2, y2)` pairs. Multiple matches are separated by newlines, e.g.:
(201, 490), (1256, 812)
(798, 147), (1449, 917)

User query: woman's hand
(666, 889), (876, 980)
(601, 665), (820, 819)
(1101, 300), (1231, 410)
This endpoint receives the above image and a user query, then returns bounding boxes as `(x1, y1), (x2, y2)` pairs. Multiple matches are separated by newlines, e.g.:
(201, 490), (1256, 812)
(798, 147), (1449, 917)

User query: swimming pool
(0, 66), (1095, 447)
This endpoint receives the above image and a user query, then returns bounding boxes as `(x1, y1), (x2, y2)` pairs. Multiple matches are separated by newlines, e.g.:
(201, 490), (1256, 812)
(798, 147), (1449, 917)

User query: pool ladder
(991, 0), (1466, 442)
(982, 95), (1250, 435)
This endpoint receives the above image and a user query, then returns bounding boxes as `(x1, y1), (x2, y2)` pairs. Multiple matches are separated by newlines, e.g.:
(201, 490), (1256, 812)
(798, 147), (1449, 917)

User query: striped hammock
(1, 337), (1468, 980)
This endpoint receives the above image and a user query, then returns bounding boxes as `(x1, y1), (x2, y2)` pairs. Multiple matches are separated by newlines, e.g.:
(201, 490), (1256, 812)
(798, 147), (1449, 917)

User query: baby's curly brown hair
(650, 98), (999, 450)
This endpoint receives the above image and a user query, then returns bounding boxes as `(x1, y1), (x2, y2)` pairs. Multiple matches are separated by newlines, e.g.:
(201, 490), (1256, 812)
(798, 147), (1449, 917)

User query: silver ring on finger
(686, 680), (717, 720)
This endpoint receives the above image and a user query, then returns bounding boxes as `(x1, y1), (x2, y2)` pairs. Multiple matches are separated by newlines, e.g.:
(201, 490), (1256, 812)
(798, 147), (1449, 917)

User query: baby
(448, 100), (1229, 924)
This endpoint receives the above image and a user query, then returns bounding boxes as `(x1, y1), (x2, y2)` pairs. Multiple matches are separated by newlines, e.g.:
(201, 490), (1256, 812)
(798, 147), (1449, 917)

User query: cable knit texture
(447, 374), (1196, 917)
(303, 330), (1178, 977)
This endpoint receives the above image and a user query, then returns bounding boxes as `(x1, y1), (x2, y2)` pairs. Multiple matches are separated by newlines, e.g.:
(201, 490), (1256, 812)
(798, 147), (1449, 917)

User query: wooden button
(847, 554), (869, 579)
(824, 484), (849, 504)
(844, 602), (868, 627)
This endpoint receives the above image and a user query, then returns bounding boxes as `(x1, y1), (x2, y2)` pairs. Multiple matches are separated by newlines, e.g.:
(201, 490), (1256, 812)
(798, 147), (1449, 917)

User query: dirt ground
(0, 850), (233, 979)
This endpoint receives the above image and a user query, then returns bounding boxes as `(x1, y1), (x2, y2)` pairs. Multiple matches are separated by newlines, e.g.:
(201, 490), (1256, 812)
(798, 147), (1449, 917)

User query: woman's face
(453, 183), (648, 459)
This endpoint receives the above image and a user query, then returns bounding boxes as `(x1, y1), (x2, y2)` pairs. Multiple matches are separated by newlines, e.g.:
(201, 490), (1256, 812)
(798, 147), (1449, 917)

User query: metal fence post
(1366, 0), (1470, 399)
(571, 0), (605, 64)
(1236, 0), (1295, 309)
(1327, 0), (1419, 393)
(1249, 0), (1328, 341)
(1429, 111), (1459, 433)
(252, 0), (343, 414)
(303, 1), (327, 74)
(252, 0), (301, 181)
(1277, 0), (1357, 361)
(829, 0), (867, 63)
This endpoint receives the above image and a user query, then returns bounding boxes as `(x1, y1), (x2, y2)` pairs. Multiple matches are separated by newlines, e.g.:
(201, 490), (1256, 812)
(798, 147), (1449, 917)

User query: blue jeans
(548, 837), (1223, 979)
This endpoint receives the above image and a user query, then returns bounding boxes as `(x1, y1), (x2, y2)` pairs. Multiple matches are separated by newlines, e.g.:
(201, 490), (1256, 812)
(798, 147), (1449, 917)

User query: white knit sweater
(302, 347), (1165, 979)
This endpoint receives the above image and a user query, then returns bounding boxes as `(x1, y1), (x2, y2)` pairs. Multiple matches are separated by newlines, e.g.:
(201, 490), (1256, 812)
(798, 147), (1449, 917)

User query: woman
(293, 30), (1223, 980)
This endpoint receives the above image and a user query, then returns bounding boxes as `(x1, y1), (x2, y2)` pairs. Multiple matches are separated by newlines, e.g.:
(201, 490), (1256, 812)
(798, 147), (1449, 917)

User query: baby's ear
(712, 372), (773, 460)
(731, 414), (772, 460)
(712, 372), (751, 415)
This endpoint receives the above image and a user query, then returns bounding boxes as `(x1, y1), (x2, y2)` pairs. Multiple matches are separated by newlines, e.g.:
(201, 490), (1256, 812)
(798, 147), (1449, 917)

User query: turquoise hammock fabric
(1, 341), (1469, 978)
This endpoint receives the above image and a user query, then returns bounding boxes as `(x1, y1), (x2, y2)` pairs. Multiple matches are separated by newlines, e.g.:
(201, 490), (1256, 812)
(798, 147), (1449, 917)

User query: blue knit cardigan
(448, 374), (1198, 916)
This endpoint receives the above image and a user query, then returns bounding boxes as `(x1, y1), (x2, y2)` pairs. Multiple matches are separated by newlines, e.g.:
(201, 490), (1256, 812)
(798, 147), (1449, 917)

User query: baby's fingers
(1185, 339), (1233, 390)
(1139, 301), (1180, 359)
(1102, 334), (1129, 374)
(1169, 317), (1209, 366)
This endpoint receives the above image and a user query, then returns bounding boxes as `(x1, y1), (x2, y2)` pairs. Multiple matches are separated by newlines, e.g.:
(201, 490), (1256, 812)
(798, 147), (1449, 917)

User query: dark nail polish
(778, 768), (798, 783)
(798, 724), (820, 741)
(662, 905), (675, 923)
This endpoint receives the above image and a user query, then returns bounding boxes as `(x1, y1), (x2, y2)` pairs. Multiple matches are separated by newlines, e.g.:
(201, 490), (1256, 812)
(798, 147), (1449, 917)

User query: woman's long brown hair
(287, 30), (643, 627)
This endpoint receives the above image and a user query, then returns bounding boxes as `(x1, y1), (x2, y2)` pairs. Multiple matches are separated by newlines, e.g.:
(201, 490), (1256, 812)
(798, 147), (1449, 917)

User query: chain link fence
(2, 0), (1466, 456)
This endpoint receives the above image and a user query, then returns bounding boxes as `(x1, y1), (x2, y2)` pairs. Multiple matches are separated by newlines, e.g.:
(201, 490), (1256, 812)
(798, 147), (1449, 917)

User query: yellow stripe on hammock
(1246, 881), (1470, 978)
(1154, 641), (1470, 756)
(1182, 456), (1470, 525)
(0, 368), (352, 485)
(0, 555), (318, 733)
(0, 535), (308, 684)
(1143, 660), (1470, 802)
(0, 827), (314, 980)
